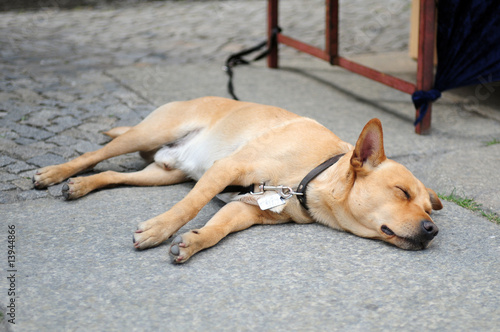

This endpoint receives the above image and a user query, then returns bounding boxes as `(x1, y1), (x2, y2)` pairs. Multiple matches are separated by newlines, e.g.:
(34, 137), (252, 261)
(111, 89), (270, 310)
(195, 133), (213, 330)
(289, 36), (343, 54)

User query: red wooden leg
(415, 0), (436, 134)
(267, 0), (279, 68)
(325, 0), (339, 64)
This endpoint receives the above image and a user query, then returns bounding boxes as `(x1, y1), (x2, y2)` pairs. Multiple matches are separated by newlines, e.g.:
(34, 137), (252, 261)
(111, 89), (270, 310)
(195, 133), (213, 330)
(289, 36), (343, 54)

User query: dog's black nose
(421, 220), (439, 239)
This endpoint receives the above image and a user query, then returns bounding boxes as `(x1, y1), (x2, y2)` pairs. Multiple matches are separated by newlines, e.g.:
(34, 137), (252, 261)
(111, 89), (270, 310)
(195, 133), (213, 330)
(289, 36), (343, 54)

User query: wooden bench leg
(325, 0), (339, 64)
(267, 0), (279, 68)
(415, 0), (436, 134)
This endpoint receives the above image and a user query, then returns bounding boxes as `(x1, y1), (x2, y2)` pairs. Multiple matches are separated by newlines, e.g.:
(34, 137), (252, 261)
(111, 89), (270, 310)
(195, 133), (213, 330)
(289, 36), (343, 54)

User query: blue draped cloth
(413, 0), (500, 126)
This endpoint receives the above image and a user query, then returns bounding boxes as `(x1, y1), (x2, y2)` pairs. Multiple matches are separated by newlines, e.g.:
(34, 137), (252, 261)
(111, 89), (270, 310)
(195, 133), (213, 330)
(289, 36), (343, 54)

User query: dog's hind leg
(33, 126), (164, 189)
(104, 125), (160, 162)
(32, 105), (194, 189)
(168, 201), (284, 263)
(61, 162), (189, 200)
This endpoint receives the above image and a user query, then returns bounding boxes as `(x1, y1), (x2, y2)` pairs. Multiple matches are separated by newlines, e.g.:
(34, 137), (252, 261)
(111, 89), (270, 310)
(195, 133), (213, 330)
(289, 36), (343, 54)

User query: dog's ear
(427, 188), (443, 210)
(351, 118), (386, 171)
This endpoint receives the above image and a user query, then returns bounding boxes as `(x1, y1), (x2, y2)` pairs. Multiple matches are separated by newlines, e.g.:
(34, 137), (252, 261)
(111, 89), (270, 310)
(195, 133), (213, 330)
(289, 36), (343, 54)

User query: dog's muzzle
(383, 220), (439, 250)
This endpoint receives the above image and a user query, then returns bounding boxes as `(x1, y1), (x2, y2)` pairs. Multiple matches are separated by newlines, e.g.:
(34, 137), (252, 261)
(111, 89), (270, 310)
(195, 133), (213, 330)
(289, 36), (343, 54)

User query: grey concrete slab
(1, 186), (499, 331)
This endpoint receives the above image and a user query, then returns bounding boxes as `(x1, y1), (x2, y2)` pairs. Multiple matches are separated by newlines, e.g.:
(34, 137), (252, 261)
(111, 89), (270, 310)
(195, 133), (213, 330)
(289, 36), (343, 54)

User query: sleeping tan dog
(33, 97), (442, 263)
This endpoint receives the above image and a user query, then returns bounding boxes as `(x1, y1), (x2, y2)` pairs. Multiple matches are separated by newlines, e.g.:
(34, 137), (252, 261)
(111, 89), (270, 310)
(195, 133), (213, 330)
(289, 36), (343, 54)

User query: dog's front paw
(61, 178), (92, 200)
(33, 165), (66, 189)
(169, 230), (202, 263)
(169, 235), (190, 263)
(133, 219), (172, 250)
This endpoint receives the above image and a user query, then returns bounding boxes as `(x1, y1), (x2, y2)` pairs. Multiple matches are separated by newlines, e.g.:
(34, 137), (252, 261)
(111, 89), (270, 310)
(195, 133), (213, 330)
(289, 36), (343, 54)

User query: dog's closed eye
(396, 186), (411, 200)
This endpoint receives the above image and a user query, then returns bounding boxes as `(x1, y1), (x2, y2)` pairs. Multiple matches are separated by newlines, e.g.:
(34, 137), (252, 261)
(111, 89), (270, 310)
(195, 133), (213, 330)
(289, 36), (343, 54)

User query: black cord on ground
(223, 27), (281, 100)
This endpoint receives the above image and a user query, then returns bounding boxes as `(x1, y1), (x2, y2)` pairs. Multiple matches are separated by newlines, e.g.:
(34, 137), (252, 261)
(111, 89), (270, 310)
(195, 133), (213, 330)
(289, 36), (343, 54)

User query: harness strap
(296, 154), (345, 210)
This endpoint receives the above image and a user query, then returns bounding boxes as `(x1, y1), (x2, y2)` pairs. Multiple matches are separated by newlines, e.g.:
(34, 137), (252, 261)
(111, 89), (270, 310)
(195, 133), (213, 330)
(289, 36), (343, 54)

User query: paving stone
(12, 177), (34, 190)
(94, 160), (127, 173)
(77, 101), (114, 115)
(133, 104), (154, 118)
(13, 88), (42, 103)
(0, 91), (19, 102)
(18, 169), (37, 180)
(5, 160), (35, 174)
(61, 127), (109, 145)
(17, 189), (48, 200)
(0, 182), (16, 191)
(0, 124), (20, 140)
(46, 115), (82, 133)
(27, 153), (68, 168)
(75, 140), (103, 154)
(0, 190), (17, 204)
(59, 104), (86, 118)
(42, 90), (77, 103)
(38, 99), (62, 107)
(48, 182), (65, 197)
(48, 145), (78, 160)
(10, 122), (54, 140)
(14, 137), (37, 145)
(78, 117), (116, 133)
(1, 136), (24, 153)
(21, 108), (60, 127)
(0, 171), (18, 182)
(0, 103), (35, 122)
(113, 111), (142, 125)
(7, 143), (46, 161)
(0, 155), (16, 167)
(46, 134), (80, 146)
(30, 140), (59, 149)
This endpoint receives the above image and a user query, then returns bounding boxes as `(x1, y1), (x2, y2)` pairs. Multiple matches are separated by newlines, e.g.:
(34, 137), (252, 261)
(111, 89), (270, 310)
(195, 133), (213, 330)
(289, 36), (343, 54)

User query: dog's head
(315, 119), (443, 250)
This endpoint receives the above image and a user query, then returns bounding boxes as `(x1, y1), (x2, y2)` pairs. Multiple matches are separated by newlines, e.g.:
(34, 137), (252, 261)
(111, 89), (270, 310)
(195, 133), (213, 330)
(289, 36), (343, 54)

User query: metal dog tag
(257, 193), (286, 210)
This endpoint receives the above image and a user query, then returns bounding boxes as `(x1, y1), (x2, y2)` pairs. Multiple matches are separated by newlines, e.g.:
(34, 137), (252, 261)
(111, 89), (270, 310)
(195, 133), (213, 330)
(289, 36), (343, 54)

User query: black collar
(296, 153), (345, 211)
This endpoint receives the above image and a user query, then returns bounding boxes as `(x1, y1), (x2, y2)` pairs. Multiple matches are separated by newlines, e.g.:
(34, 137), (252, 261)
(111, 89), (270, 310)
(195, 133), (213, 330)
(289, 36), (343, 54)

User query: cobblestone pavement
(0, 0), (411, 203)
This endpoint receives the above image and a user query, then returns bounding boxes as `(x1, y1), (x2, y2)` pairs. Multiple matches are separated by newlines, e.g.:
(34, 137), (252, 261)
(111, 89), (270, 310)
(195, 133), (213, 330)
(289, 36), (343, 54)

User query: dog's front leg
(169, 201), (282, 263)
(133, 159), (252, 249)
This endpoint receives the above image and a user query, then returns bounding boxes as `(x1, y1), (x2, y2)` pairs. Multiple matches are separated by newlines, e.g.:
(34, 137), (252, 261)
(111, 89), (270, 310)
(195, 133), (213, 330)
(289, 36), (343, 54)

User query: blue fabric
(412, 89), (442, 126)
(413, 0), (500, 126)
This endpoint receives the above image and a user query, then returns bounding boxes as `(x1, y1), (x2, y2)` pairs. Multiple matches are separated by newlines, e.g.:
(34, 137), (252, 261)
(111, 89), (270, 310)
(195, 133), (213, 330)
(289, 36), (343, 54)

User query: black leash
(223, 27), (281, 100)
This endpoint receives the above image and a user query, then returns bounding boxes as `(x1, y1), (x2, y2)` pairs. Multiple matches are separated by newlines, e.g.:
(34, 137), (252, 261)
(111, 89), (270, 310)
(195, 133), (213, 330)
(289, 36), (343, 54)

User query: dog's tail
(103, 126), (132, 139)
